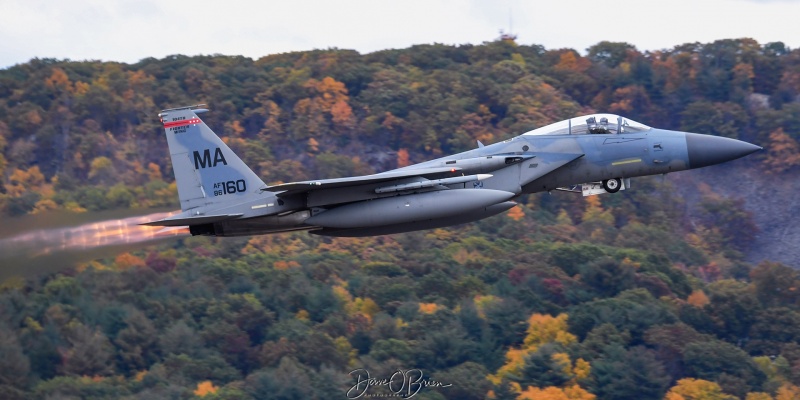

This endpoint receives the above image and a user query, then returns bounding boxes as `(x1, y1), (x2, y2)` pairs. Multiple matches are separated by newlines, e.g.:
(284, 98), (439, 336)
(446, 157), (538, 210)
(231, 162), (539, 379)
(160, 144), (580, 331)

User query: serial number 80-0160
(213, 180), (246, 196)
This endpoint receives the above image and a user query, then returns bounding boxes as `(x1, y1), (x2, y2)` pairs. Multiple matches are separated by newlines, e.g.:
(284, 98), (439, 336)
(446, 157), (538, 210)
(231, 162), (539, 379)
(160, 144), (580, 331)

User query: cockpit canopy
(522, 114), (651, 136)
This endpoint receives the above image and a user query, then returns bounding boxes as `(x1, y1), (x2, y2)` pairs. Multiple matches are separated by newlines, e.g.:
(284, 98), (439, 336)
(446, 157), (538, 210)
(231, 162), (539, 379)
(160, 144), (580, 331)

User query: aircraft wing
(521, 152), (585, 185)
(262, 166), (463, 196)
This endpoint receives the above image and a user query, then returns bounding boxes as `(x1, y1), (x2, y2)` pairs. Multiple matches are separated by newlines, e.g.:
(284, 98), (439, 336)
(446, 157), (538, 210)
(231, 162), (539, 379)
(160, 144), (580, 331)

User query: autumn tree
(763, 128), (800, 174)
(665, 378), (737, 400)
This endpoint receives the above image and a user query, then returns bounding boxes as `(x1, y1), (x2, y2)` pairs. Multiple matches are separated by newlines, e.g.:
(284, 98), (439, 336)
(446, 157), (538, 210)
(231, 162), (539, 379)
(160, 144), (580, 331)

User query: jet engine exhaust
(0, 210), (188, 280)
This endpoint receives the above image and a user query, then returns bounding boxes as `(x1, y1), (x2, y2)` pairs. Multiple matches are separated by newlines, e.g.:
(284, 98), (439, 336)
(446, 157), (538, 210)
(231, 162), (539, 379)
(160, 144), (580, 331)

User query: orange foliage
(26, 109), (43, 126)
(687, 290), (710, 307)
(307, 137), (319, 153)
(776, 383), (800, 400)
(114, 253), (146, 270)
(763, 128), (800, 174)
(330, 99), (355, 129)
(419, 303), (440, 314)
(230, 120), (245, 136)
(273, 260), (300, 270)
(397, 148), (410, 168)
(517, 385), (595, 400)
(507, 206), (525, 221)
(554, 52), (590, 73)
(194, 380), (218, 396)
(46, 68), (71, 92)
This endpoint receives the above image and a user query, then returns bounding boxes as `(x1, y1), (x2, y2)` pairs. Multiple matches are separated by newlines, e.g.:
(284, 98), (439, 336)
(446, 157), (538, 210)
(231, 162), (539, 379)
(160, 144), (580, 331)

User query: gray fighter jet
(144, 105), (761, 237)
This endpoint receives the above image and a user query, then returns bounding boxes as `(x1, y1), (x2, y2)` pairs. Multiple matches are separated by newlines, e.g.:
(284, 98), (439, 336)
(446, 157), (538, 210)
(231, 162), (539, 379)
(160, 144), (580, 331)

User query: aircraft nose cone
(686, 133), (762, 169)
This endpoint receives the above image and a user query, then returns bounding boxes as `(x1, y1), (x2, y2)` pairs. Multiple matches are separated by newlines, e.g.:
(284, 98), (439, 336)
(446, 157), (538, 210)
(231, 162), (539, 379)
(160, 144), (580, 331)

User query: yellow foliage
(552, 352), (572, 376)
(523, 313), (577, 349)
(146, 163), (162, 181)
(687, 290), (711, 307)
(88, 156), (114, 181)
(573, 358), (591, 380)
(6, 166), (46, 197)
(295, 309), (310, 321)
(76, 260), (106, 273)
(333, 285), (353, 304)
(334, 336), (358, 367)
(74, 81), (90, 96)
(507, 206), (525, 221)
(776, 383), (800, 400)
(23, 316), (43, 332)
(32, 198), (59, 214)
(474, 294), (500, 319)
(665, 378), (737, 400)
(491, 313), (580, 385)
(490, 348), (528, 385)
(745, 393), (773, 400)
(451, 247), (488, 265)
(194, 380), (218, 397)
(64, 201), (87, 213)
(419, 303), (440, 314)
(358, 298), (380, 318)
(517, 385), (595, 400)
(582, 196), (614, 226)
(134, 370), (147, 382)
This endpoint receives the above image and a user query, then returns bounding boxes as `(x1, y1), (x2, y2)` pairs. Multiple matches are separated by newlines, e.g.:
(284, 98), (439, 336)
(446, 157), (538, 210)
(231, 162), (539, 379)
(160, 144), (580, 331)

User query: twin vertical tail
(159, 105), (266, 212)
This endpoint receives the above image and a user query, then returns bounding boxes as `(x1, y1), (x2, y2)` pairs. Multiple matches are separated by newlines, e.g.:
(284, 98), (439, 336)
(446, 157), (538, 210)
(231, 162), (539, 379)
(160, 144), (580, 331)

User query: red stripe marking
(163, 118), (202, 128)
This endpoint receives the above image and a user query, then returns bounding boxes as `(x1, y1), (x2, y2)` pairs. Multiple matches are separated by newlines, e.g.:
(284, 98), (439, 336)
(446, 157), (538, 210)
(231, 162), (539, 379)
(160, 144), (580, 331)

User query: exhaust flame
(0, 211), (190, 279)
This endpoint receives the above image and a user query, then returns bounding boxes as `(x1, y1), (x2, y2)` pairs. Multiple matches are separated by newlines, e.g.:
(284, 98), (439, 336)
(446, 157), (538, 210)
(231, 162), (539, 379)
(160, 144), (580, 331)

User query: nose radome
(685, 133), (762, 169)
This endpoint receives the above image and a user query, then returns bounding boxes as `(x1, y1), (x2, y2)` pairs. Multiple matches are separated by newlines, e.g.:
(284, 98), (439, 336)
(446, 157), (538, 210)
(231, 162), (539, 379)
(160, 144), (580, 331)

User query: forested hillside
(1, 38), (799, 399)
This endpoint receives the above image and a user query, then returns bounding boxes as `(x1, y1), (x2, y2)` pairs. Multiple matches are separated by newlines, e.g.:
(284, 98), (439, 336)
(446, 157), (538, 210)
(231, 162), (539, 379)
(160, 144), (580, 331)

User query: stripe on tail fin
(159, 105), (266, 212)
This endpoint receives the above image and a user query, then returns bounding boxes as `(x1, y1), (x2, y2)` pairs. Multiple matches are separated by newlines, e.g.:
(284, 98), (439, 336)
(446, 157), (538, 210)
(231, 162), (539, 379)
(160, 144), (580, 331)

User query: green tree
(590, 345), (670, 400)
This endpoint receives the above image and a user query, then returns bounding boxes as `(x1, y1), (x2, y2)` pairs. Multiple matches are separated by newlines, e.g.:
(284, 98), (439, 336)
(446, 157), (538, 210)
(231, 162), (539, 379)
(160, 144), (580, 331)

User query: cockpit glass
(522, 114), (651, 136)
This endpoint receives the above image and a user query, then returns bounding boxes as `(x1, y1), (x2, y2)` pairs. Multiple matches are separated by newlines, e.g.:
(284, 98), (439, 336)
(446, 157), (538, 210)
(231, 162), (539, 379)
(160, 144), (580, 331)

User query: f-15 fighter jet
(144, 105), (760, 237)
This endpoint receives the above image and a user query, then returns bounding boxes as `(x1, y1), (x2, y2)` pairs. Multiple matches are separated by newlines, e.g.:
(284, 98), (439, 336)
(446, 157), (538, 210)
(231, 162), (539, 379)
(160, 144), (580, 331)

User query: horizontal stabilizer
(141, 213), (243, 227)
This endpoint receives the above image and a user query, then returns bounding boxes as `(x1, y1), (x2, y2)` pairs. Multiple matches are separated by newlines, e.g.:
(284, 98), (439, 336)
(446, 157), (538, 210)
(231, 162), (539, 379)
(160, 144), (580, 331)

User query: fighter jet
(144, 105), (761, 237)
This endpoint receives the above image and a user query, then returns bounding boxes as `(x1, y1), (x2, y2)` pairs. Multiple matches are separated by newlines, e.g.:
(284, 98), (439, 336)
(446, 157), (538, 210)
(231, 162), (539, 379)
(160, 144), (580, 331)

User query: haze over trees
(0, 38), (798, 399)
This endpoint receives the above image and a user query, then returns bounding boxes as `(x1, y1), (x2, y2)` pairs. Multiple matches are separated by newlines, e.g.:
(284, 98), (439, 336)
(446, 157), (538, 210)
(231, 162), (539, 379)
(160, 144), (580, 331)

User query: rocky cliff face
(670, 159), (800, 267)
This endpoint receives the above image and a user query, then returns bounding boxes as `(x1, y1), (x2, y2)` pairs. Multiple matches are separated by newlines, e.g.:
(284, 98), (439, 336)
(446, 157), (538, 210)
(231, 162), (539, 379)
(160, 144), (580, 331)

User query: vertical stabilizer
(158, 105), (266, 211)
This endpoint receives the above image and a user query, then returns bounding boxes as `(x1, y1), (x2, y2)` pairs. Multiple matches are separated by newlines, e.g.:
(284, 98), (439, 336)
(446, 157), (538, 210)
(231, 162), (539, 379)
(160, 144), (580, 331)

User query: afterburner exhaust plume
(0, 211), (189, 279)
